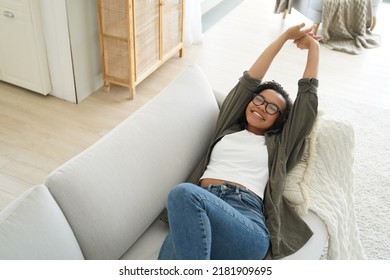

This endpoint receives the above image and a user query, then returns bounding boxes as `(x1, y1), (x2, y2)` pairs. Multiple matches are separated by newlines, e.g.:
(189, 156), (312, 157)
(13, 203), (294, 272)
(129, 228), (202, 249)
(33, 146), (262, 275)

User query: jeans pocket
(239, 192), (263, 213)
(234, 192), (269, 235)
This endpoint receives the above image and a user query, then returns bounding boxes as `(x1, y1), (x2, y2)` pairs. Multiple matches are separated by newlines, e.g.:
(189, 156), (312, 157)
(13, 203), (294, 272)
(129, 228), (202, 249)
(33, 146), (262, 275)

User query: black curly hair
(244, 80), (293, 134)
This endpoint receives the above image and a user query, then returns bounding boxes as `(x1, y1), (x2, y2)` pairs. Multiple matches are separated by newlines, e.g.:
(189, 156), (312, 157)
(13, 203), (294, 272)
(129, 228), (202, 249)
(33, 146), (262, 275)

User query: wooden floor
(0, 0), (389, 210)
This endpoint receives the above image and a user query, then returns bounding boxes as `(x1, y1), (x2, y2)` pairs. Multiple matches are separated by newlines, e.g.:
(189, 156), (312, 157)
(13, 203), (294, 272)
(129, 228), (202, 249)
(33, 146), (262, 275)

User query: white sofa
(0, 64), (342, 260)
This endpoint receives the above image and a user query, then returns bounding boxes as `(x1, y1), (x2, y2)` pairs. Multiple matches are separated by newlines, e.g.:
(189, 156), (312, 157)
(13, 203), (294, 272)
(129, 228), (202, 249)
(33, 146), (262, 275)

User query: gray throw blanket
(321, 0), (381, 54)
(274, 0), (293, 13)
(274, 0), (381, 55)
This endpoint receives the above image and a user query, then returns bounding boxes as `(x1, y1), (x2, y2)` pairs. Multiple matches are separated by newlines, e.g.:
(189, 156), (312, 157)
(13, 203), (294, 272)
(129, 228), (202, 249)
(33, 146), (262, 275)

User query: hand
(294, 33), (321, 50)
(283, 23), (313, 41)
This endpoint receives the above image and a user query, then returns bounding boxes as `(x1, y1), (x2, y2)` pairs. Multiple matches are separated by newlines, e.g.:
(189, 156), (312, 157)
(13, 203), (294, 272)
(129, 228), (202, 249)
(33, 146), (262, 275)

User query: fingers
(289, 23), (321, 50)
(313, 35), (323, 41)
(286, 23), (319, 42)
(294, 22), (312, 32)
(300, 26), (313, 35)
(290, 23), (313, 38)
(294, 35), (320, 50)
(307, 32), (322, 41)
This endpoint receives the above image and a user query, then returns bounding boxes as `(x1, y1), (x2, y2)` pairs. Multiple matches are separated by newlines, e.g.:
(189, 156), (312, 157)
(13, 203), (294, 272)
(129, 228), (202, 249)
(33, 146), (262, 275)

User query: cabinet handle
(3, 11), (15, 19)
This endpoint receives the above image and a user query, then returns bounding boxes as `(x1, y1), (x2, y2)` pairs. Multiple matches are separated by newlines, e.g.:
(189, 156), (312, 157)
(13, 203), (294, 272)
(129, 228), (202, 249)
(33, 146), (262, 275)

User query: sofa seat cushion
(279, 210), (328, 259)
(120, 210), (327, 260)
(45, 64), (219, 260)
(0, 185), (84, 259)
(120, 218), (169, 260)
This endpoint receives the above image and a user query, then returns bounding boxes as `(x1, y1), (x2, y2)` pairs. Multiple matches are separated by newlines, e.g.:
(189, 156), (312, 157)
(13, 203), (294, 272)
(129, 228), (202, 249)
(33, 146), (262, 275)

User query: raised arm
(293, 33), (320, 78)
(280, 30), (320, 167)
(248, 23), (313, 80)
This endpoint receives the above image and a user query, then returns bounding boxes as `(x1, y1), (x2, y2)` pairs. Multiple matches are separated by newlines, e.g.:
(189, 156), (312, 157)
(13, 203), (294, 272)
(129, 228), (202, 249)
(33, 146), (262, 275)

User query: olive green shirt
(188, 71), (319, 259)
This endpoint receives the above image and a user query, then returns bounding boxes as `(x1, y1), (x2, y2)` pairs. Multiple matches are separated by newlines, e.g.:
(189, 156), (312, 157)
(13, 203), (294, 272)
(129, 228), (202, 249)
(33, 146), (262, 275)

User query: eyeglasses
(251, 94), (281, 115)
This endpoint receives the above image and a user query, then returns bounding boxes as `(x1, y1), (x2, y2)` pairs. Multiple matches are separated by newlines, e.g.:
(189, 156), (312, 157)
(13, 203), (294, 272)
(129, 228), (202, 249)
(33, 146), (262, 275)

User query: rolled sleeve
(297, 77), (319, 95)
(239, 71), (262, 92)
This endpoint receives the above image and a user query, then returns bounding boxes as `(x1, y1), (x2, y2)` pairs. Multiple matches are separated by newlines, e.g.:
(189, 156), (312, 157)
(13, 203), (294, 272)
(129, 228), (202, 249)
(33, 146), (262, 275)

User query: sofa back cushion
(45, 64), (219, 259)
(0, 185), (84, 259)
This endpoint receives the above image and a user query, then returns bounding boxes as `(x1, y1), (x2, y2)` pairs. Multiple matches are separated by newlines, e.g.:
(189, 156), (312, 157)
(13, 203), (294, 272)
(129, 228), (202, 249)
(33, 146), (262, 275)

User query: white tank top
(200, 129), (269, 199)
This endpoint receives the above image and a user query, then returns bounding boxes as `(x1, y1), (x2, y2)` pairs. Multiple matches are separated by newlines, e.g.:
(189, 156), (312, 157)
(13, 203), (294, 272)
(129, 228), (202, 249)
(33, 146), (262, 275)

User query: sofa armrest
(0, 185), (84, 259)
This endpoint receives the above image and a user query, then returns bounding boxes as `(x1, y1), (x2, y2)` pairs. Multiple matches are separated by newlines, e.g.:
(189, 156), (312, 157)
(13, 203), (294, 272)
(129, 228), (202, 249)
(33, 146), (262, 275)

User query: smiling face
(245, 89), (287, 135)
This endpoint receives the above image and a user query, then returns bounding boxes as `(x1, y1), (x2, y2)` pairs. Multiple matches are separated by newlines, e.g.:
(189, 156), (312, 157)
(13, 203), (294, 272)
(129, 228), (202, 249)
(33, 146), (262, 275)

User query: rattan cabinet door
(162, 0), (184, 59)
(134, 0), (160, 80)
(98, 0), (131, 88)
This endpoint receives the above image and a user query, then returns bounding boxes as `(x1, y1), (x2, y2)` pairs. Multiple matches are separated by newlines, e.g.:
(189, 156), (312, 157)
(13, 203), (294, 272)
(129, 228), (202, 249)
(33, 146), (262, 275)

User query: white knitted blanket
(285, 114), (366, 259)
(321, 0), (380, 54)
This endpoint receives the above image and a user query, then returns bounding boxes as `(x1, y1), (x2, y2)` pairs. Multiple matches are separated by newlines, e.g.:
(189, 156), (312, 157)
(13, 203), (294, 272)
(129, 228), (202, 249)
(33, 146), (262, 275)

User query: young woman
(158, 23), (320, 260)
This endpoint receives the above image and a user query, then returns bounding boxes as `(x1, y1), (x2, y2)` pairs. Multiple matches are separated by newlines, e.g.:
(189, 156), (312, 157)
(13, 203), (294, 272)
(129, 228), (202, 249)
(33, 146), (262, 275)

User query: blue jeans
(158, 182), (270, 260)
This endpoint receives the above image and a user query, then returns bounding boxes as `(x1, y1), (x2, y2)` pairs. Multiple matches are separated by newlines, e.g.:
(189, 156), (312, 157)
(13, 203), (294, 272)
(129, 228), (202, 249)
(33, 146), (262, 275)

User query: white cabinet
(39, 0), (102, 103)
(0, 0), (51, 95)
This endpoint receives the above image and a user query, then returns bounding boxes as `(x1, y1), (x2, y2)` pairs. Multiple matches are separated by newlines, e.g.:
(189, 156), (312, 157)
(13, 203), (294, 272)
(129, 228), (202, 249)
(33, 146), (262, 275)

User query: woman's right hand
(294, 33), (321, 50)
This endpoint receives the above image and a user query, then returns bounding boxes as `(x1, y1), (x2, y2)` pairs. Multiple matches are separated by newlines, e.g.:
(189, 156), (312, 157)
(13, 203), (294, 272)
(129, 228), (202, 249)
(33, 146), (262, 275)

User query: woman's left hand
(294, 33), (322, 50)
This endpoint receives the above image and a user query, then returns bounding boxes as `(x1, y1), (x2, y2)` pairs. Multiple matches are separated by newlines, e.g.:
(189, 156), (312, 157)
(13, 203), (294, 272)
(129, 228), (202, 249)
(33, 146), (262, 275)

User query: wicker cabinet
(97, 0), (184, 99)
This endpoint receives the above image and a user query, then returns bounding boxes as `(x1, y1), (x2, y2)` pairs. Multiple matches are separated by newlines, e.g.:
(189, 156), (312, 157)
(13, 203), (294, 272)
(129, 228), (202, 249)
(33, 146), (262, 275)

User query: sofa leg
(282, 9), (287, 19)
(313, 23), (320, 35)
(370, 16), (377, 31)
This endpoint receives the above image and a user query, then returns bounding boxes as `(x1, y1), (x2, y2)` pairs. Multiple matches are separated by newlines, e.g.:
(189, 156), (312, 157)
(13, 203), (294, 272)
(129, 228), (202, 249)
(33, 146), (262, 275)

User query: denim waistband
(203, 182), (262, 201)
